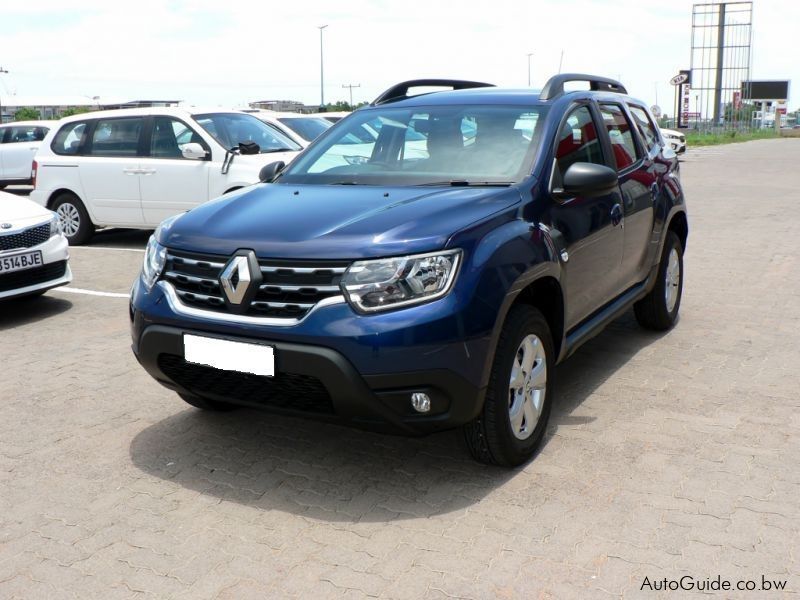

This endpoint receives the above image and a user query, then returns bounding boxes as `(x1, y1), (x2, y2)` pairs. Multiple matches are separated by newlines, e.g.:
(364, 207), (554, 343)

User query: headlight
(341, 250), (461, 313)
(48, 213), (61, 238)
(141, 235), (167, 291)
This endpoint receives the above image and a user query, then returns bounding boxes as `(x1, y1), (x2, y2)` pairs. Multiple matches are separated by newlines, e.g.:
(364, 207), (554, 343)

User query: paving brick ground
(1, 139), (799, 598)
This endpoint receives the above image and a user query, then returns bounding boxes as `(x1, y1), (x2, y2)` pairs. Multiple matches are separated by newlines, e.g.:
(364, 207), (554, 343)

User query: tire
(634, 231), (684, 331)
(178, 392), (239, 412)
(464, 305), (554, 466)
(51, 193), (94, 245)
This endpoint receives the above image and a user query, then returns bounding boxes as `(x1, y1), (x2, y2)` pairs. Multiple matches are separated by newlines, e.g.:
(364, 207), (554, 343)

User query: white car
(660, 128), (687, 153)
(315, 111), (352, 123)
(30, 107), (301, 244)
(0, 120), (52, 188)
(0, 190), (71, 300)
(245, 110), (332, 147)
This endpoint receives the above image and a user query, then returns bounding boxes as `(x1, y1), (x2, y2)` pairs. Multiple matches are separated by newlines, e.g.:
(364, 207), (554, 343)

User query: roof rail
(539, 73), (627, 101)
(371, 79), (495, 106)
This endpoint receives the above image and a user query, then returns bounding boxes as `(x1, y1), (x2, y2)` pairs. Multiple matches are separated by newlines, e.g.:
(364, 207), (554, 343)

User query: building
(248, 100), (305, 113)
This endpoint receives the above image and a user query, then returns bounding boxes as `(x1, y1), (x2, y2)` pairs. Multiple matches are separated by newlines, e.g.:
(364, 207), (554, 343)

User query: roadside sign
(670, 73), (689, 85)
(651, 105), (662, 118)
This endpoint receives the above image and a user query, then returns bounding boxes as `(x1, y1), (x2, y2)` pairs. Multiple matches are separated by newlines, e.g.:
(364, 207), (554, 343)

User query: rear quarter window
(52, 122), (89, 155)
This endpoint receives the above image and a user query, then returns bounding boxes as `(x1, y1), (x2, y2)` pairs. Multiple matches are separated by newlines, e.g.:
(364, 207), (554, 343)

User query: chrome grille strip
(260, 265), (347, 274)
(259, 283), (340, 292)
(164, 271), (219, 287)
(252, 300), (315, 309)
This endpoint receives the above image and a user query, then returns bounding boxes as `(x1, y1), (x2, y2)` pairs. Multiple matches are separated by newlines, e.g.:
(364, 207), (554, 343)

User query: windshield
(277, 116), (331, 142)
(193, 113), (301, 153)
(279, 104), (547, 185)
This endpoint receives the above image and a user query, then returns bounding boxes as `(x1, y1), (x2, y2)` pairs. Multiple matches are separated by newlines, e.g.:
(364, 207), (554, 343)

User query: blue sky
(1, 0), (797, 111)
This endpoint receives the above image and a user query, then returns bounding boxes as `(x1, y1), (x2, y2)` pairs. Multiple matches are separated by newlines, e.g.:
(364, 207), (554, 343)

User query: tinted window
(52, 122), (88, 155)
(87, 117), (144, 157)
(628, 105), (659, 153)
(150, 117), (206, 159)
(193, 113), (301, 153)
(2, 125), (48, 144)
(277, 117), (331, 142)
(599, 104), (639, 171)
(554, 105), (604, 179)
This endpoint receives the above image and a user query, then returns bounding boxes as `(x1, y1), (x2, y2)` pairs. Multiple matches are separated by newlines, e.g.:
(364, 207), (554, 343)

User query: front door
(545, 104), (624, 329)
(138, 116), (210, 226)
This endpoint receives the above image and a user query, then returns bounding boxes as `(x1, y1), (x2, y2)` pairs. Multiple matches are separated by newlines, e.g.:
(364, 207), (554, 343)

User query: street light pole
(318, 25), (328, 109)
(342, 83), (360, 108)
(526, 53), (533, 87)
(0, 67), (8, 124)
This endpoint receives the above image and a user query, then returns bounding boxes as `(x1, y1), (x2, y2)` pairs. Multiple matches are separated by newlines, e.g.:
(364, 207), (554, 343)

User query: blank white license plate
(0, 250), (43, 274)
(183, 334), (274, 377)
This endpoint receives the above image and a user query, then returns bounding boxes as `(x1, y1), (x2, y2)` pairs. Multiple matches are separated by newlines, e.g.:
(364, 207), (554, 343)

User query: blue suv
(131, 75), (687, 466)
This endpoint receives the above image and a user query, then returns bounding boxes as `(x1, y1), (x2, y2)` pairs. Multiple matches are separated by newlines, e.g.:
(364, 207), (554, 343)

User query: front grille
(163, 249), (349, 320)
(0, 260), (67, 293)
(158, 353), (334, 414)
(0, 223), (50, 251)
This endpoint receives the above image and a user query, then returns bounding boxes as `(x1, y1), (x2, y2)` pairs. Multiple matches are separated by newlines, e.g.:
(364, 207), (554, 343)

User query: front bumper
(0, 234), (72, 300)
(133, 324), (485, 435)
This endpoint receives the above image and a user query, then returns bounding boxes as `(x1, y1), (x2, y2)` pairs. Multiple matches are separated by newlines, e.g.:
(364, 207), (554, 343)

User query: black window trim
(597, 101), (645, 174)
(549, 100), (611, 195)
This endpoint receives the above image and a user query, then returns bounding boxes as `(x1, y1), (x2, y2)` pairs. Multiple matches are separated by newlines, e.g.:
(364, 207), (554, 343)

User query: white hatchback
(30, 108), (301, 244)
(0, 120), (52, 187)
(0, 190), (71, 300)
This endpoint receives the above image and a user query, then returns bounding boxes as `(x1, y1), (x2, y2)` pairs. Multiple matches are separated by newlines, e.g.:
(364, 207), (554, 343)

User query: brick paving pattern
(1, 139), (798, 598)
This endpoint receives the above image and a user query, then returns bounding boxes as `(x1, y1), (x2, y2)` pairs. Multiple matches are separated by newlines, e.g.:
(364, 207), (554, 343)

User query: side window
(87, 117), (144, 157)
(599, 104), (640, 171)
(555, 105), (604, 179)
(3, 125), (47, 143)
(150, 117), (202, 159)
(52, 122), (88, 155)
(628, 105), (659, 154)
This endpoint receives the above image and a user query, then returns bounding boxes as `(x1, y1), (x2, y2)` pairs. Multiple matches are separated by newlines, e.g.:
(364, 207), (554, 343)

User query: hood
(0, 192), (53, 229)
(159, 183), (521, 259)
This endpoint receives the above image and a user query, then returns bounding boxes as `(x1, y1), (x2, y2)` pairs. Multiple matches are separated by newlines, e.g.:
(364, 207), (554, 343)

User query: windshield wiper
(418, 180), (514, 187)
(261, 147), (296, 154)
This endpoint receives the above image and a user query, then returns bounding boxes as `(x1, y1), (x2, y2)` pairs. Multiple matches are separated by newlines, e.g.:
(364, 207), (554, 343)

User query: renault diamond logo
(219, 255), (253, 304)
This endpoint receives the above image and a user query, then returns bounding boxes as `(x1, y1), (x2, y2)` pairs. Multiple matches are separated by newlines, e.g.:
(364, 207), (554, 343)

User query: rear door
(0, 124), (48, 180)
(598, 103), (656, 287)
(78, 116), (146, 225)
(546, 103), (624, 328)
(138, 116), (211, 225)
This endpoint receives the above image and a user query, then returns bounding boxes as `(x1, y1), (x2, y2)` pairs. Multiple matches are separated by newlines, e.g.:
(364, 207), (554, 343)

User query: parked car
(315, 111), (352, 123)
(245, 110), (332, 147)
(0, 190), (71, 300)
(131, 75), (688, 466)
(30, 108), (302, 244)
(660, 128), (687, 153)
(0, 120), (52, 188)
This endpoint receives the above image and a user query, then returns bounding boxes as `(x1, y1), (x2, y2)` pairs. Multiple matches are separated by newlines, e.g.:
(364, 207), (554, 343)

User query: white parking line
(69, 246), (145, 253)
(53, 287), (130, 299)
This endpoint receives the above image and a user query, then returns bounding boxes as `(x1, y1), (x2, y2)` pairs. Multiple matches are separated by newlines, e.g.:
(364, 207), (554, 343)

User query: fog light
(411, 392), (431, 413)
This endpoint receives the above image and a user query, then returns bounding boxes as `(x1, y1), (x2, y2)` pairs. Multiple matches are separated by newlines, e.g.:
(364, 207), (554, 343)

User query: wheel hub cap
(508, 334), (547, 440)
(56, 203), (80, 238)
(664, 248), (681, 312)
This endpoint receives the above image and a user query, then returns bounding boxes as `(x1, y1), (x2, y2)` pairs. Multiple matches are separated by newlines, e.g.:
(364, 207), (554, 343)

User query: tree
(59, 106), (92, 118)
(14, 107), (41, 121)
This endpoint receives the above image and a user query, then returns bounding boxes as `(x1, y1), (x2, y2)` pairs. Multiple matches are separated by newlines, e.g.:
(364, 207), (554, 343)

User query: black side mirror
(259, 161), (286, 183)
(559, 162), (618, 198)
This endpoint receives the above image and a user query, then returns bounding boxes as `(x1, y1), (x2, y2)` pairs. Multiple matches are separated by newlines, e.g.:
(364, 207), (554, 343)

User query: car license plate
(0, 250), (44, 274)
(183, 334), (274, 377)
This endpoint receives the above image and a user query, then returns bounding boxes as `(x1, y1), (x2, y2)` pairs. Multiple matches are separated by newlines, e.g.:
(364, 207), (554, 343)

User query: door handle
(610, 204), (623, 227)
(122, 168), (139, 175)
(139, 169), (156, 175)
